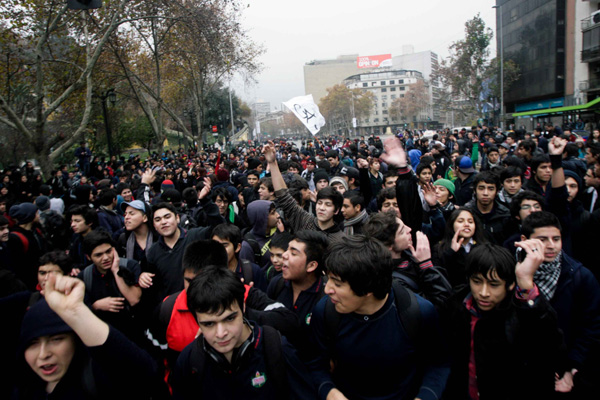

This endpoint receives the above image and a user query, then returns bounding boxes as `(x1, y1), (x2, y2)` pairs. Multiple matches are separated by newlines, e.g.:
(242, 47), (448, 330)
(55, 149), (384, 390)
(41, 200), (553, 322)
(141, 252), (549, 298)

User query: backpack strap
(10, 231), (29, 253)
(243, 232), (262, 262)
(159, 292), (179, 328)
(391, 280), (422, 346)
(272, 276), (287, 300)
(83, 265), (94, 294)
(262, 325), (289, 399)
(241, 259), (254, 285)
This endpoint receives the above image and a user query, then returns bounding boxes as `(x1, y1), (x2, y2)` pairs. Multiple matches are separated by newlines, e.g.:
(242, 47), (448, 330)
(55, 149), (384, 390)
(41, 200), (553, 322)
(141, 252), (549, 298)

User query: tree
(433, 14), (493, 125)
(389, 80), (429, 127)
(0, 0), (130, 175)
(319, 85), (374, 135)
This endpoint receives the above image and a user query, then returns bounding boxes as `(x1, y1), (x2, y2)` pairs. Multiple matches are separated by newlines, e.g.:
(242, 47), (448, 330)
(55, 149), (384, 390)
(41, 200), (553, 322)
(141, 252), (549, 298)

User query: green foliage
(319, 84), (374, 135)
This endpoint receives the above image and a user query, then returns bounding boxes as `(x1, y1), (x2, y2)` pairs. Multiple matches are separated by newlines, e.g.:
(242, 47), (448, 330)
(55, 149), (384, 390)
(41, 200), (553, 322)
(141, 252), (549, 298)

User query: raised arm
(44, 274), (109, 347)
(263, 141), (287, 191)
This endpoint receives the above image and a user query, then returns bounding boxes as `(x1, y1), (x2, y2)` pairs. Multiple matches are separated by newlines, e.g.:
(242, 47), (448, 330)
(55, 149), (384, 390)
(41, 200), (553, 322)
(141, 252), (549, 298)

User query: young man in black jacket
(442, 242), (564, 399)
(171, 265), (317, 399)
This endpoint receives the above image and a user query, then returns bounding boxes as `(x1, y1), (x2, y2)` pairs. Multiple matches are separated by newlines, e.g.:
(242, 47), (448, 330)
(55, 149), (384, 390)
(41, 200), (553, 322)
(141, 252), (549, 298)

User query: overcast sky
(232, 0), (497, 110)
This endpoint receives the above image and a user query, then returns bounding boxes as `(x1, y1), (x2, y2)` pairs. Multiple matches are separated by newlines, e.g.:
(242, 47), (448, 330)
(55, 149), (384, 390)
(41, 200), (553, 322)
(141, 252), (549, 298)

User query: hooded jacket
(239, 200), (273, 268)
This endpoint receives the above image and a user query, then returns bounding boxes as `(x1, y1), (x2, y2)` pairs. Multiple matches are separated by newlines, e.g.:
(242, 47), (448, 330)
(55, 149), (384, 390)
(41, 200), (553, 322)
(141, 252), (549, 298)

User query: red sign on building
(212, 125), (218, 133)
(357, 54), (392, 69)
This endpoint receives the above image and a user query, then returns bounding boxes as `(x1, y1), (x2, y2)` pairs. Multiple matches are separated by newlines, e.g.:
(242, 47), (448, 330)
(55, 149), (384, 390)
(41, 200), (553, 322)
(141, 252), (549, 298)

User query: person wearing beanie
(161, 179), (175, 191)
(313, 169), (330, 193)
(37, 196), (70, 251)
(329, 176), (348, 194)
(433, 179), (457, 221)
(213, 168), (239, 201)
(8, 203), (48, 291)
(14, 275), (165, 399)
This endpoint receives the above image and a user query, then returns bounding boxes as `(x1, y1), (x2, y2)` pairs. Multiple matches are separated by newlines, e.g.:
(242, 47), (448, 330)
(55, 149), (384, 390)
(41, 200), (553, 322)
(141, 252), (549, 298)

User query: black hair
(98, 189), (117, 207)
(0, 215), (8, 226)
(343, 191), (365, 209)
(530, 154), (551, 176)
(115, 182), (131, 195)
(212, 187), (233, 204)
(290, 230), (329, 275)
(509, 190), (545, 218)
(473, 171), (500, 191)
(187, 265), (246, 316)
(259, 177), (274, 192)
(182, 239), (228, 273)
(182, 187), (198, 207)
(83, 230), (115, 256)
(487, 146), (499, 154)
(382, 170), (398, 183)
(270, 232), (293, 251)
(288, 176), (309, 191)
(500, 166), (524, 183)
(67, 205), (98, 228)
(246, 169), (260, 179)
(376, 187), (396, 211)
(420, 155), (435, 168)
(363, 211), (398, 247)
(437, 208), (488, 254)
(518, 139), (537, 154)
(38, 250), (73, 275)
(316, 186), (343, 212)
(521, 211), (562, 238)
(151, 202), (178, 216)
(325, 234), (393, 299)
(416, 163), (433, 176)
(565, 143), (579, 158)
(212, 223), (242, 249)
(465, 244), (516, 288)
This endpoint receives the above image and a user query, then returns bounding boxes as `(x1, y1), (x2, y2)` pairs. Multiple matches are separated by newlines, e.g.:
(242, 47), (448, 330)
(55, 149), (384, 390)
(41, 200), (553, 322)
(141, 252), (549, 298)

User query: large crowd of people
(1, 124), (600, 399)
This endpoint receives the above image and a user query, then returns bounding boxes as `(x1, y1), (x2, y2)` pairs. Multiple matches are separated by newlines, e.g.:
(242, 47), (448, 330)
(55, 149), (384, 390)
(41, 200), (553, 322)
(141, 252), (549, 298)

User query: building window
(400, 87), (405, 91)
(381, 81), (386, 85)
(372, 82), (377, 86)
(381, 95), (387, 100)
(390, 87), (396, 92)
(400, 94), (405, 98)
(383, 110), (388, 115)
(382, 102), (387, 107)
(362, 82), (368, 87)
(374, 110), (378, 115)
(391, 95), (397, 99)
(381, 88), (387, 92)
(390, 80), (395, 84)
(374, 118), (379, 123)
(399, 79), (404, 84)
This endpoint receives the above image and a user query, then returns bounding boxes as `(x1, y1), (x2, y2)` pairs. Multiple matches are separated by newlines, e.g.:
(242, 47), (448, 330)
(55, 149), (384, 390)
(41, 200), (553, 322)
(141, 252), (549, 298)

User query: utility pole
(493, 4), (504, 130)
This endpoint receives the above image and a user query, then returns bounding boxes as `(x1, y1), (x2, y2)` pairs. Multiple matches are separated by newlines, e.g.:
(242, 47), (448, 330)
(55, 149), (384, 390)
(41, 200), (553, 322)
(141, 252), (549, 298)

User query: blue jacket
(307, 290), (450, 400)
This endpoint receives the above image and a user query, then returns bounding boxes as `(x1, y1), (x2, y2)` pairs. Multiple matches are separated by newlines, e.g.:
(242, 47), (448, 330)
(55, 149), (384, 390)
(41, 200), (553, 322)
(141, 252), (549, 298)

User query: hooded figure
(239, 200), (277, 269)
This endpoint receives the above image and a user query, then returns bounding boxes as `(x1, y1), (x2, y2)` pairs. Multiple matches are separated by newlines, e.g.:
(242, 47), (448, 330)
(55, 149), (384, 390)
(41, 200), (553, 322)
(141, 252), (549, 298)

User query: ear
(508, 282), (516, 292)
(306, 260), (318, 274)
(235, 242), (242, 254)
(520, 234), (527, 241)
(142, 214), (148, 223)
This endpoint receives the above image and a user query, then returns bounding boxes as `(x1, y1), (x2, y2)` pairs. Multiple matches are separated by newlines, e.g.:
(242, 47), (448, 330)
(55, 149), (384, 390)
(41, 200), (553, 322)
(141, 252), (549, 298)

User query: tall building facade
(501, 0), (600, 129)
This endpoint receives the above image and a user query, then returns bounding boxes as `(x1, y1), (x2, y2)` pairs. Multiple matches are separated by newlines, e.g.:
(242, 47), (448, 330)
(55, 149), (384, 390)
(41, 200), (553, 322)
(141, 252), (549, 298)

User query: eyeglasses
(520, 203), (542, 211)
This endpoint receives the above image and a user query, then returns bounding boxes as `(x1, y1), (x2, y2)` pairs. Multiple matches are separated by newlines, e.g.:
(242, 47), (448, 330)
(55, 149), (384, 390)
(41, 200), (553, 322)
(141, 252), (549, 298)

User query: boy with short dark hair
(78, 230), (142, 343)
(212, 223), (267, 292)
(171, 266), (317, 399)
(307, 234), (449, 400)
(264, 232), (292, 283)
(442, 242), (564, 399)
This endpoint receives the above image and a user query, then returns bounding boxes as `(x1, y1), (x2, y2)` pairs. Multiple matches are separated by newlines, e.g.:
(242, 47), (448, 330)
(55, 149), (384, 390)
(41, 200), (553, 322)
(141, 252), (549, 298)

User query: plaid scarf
(533, 251), (562, 300)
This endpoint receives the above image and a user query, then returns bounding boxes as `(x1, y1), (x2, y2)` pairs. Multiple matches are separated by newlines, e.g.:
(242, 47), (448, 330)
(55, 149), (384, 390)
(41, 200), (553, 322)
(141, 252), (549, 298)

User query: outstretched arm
(263, 141), (287, 191)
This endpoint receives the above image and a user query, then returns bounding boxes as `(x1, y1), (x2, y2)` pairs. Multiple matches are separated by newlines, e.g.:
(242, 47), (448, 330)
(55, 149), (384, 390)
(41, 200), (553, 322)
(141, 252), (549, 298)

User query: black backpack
(242, 230), (263, 263)
(187, 325), (289, 398)
(323, 279), (422, 348)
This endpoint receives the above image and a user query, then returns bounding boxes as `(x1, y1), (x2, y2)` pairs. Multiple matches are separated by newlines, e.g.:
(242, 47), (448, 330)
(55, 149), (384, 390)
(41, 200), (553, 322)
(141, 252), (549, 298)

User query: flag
(283, 95), (326, 136)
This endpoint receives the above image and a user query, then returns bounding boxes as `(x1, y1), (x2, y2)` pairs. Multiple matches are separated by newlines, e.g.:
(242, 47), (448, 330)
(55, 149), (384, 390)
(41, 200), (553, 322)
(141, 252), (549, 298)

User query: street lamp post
(493, 4), (504, 130)
(99, 89), (116, 159)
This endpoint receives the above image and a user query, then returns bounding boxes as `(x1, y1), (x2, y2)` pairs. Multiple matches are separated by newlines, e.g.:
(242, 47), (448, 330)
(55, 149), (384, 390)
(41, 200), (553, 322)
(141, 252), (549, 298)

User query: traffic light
(67, 0), (102, 10)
